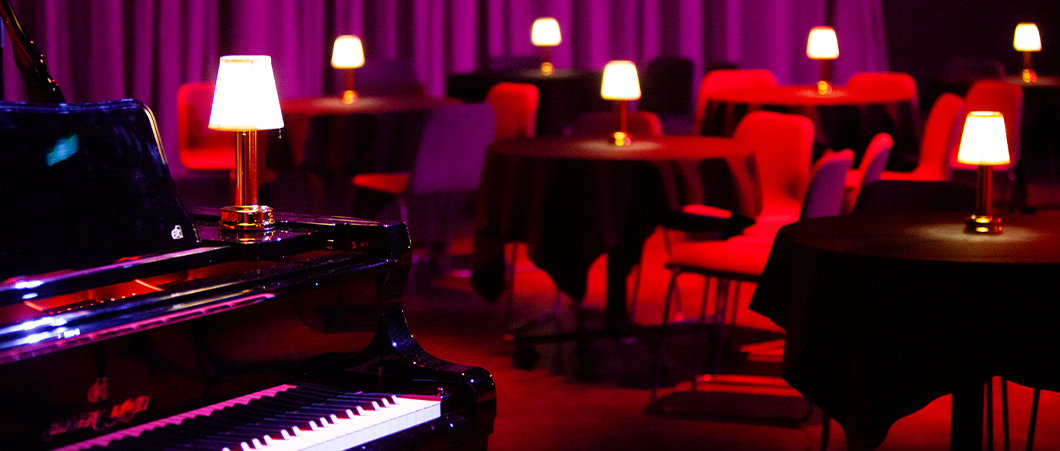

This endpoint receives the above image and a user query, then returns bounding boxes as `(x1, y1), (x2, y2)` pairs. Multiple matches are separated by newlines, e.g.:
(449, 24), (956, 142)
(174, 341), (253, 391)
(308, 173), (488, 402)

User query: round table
(699, 86), (921, 171)
(749, 211), (1060, 451)
(263, 95), (460, 215)
(471, 135), (760, 327)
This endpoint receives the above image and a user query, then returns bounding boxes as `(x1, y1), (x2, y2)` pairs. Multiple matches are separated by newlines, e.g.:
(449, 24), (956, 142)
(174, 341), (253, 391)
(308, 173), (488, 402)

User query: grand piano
(0, 2), (495, 450)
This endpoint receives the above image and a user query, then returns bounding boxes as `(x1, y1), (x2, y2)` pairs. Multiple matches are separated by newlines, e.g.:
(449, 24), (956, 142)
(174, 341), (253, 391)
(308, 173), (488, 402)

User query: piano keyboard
(57, 384), (441, 451)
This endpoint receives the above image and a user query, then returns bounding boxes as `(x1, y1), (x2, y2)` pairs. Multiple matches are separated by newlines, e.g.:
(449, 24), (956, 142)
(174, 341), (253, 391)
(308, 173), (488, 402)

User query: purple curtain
(2, 0), (887, 178)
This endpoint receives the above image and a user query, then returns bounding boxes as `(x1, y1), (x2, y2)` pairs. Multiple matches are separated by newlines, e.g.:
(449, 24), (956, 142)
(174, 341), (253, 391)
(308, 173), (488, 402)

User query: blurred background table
(471, 135), (760, 328)
(698, 85), (921, 171)
(446, 69), (605, 137)
(750, 211), (1060, 451)
(264, 95), (460, 215)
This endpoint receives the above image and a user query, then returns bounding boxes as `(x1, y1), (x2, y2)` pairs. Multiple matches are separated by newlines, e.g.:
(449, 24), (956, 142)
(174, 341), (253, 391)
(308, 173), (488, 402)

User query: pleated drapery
(2, 0), (887, 178)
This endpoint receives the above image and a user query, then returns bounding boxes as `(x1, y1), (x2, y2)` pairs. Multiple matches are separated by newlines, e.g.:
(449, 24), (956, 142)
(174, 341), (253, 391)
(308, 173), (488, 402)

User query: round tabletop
(750, 211), (1060, 451)
(488, 135), (748, 161)
(707, 85), (915, 107)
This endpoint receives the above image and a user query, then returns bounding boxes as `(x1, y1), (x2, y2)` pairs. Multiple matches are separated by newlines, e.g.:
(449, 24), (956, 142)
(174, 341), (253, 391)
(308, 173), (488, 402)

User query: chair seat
(665, 236), (773, 281)
(352, 172), (410, 195)
(179, 146), (235, 171)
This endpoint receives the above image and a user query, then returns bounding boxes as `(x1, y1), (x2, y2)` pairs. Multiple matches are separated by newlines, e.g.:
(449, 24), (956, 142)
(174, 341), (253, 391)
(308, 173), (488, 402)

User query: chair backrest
(852, 180), (977, 213)
(733, 111), (813, 213)
(801, 149), (855, 219)
(693, 69), (778, 135)
(846, 72), (919, 106)
(950, 80), (1023, 170)
(486, 82), (539, 141)
(568, 111), (664, 137)
(858, 133), (894, 189)
(408, 102), (497, 195)
(176, 81), (233, 170)
(916, 92), (966, 180)
(356, 59), (427, 97)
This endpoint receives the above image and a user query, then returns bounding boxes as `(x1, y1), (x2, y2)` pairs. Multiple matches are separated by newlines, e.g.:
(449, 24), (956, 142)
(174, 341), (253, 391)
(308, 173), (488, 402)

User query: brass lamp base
(816, 80), (832, 95)
(612, 131), (631, 146)
(965, 214), (1002, 234)
(220, 204), (275, 231)
(1022, 69), (1038, 83)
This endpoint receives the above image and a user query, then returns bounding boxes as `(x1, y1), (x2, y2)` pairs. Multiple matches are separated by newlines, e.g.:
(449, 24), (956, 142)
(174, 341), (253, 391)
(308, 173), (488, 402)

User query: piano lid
(0, 99), (199, 280)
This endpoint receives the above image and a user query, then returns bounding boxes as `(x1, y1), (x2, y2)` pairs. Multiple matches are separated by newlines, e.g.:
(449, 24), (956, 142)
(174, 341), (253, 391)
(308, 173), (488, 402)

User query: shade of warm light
(531, 18), (561, 46)
(806, 26), (839, 59)
(331, 35), (365, 68)
(1014, 23), (1041, 52)
(209, 55), (284, 131)
(957, 111), (1010, 165)
(601, 61), (641, 100)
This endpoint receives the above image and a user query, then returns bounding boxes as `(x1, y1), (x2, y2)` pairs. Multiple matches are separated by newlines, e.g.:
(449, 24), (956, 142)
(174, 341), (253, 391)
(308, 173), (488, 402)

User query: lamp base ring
(220, 204), (276, 231)
(964, 214), (1002, 234)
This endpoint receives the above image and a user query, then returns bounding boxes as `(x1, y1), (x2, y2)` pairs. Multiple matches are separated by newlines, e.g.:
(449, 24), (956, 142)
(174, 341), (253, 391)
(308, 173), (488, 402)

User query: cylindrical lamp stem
(234, 130), (258, 206)
(976, 164), (992, 218)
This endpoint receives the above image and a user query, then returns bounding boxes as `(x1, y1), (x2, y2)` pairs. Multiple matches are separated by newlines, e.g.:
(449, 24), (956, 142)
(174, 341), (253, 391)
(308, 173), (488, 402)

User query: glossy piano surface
(0, 209), (494, 451)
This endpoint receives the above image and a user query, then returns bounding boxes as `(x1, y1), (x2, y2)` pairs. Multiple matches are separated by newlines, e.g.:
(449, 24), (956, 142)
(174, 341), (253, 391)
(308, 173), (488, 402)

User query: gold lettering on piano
(43, 395), (150, 441)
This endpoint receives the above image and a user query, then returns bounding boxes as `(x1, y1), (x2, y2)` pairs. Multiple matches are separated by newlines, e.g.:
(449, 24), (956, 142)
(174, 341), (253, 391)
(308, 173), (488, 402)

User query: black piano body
(0, 60), (494, 451)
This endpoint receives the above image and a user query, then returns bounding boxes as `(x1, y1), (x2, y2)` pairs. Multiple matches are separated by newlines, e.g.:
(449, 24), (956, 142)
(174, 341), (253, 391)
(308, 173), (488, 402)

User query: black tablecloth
(699, 86), (921, 171)
(750, 212), (1060, 450)
(446, 69), (606, 136)
(471, 136), (759, 323)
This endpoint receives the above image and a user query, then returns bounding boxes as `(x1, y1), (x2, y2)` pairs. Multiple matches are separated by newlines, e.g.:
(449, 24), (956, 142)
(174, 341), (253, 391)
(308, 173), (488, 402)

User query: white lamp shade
(1014, 23), (1042, 52)
(806, 26), (839, 59)
(331, 35), (365, 68)
(957, 111), (1010, 165)
(209, 55), (284, 131)
(601, 60), (641, 100)
(531, 18), (561, 46)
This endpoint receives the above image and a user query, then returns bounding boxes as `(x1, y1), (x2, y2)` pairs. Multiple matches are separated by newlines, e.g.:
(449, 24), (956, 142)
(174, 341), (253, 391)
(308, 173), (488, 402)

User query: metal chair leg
(1027, 388), (1041, 451)
(650, 272), (680, 405)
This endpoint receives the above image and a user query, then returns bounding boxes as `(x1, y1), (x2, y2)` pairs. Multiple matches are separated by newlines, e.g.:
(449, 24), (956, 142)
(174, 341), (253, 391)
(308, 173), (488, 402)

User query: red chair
(485, 82), (539, 141)
(176, 81), (234, 172)
(881, 92), (965, 182)
(845, 71), (919, 108)
(949, 81), (1023, 174)
(842, 133), (893, 213)
(692, 69), (778, 136)
(650, 148), (854, 405)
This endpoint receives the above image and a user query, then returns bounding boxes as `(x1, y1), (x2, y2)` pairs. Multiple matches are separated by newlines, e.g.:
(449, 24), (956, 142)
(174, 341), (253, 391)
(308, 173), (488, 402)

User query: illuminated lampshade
(331, 35), (365, 69)
(209, 55), (284, 131)
(208, 55), (284, 232)
(1014, 23), (1042, 82)
(956, 111), (1009, 234)
(1014, 23), (1042, 52)
(532, 18), (561, 75)
(531, 18), (561, 46)
(601, 60), (641, 100)
(806, 26), (839, 59)
(601, 61), (640, 146)
(957, 111), (1010, 165)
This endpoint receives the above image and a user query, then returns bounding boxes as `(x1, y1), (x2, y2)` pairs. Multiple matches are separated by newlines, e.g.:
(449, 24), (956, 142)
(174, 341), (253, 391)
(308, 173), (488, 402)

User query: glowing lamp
(331, 35), (365, 103)
(956, 111), (1010, 234)
(601, 60), (641, 146)
(531, 18), (561, 75)
(806, 26), (839, 94)
(1013, 23), (1041, 83)
(209, 55), (284, 231)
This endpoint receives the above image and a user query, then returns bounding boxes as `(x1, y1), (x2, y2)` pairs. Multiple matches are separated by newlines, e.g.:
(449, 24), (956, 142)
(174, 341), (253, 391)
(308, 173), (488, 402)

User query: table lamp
(331, 35), (365, 103)
(601, 60), (641, 146)
(1013, 22), (1041, 83)
(531, 17), (561, 75)
(806, 26), (839, 95)
(956, 111), (1009, 234)
(208, 55), (285, 232)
